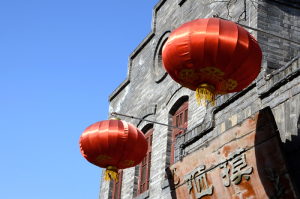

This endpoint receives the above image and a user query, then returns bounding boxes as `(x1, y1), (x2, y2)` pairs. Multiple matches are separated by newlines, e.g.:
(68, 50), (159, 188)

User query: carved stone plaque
(168, 107), (299, 199)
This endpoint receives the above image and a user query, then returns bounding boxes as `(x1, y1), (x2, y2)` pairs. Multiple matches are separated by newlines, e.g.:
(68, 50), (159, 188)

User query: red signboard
(168, 108), (298, 199)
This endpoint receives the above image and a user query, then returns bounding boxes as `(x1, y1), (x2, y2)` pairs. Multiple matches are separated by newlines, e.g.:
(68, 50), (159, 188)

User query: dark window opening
(112, 170), (123, 199)
(171, 101), (188, 165)
(138, 128), (153, 195)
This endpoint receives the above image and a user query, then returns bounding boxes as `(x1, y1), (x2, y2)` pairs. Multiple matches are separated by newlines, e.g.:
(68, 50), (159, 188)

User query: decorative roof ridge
(108, 0), (167, 102)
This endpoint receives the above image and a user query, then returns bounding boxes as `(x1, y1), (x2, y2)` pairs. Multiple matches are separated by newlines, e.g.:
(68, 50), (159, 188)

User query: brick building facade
(99, 0), (300, 198)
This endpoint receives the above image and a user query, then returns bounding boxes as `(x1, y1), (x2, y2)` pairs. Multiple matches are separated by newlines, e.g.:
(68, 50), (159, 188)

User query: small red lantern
(162, 18), (262, 106)
(79, 118), (148, 181)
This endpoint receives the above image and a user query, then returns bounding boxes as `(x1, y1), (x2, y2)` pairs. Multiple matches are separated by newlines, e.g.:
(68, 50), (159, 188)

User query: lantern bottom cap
(196, 83), (216, 107)
(105, 166), (119, 182)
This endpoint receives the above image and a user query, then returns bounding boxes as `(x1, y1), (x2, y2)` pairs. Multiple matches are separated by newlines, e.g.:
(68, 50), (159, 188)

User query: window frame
(138, 128), (153, 195)
(171, 101), (188, 165)
(112, 169), (123, 199)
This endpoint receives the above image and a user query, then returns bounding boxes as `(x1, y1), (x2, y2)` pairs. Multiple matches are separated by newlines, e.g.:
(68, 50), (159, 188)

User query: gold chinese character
(219, 162), (230, 187)
(172, 168), (180, 185)
(219, 148), (253, 186)
(230, 148), (253, 185)
(119, 160), (135, 167)
(184, 174), (193, 194)
(184, 165), (213, 198)
(95, 155), (112, 164)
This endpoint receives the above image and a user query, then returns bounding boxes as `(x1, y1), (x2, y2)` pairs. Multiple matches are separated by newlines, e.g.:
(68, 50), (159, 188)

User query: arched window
(138, 128), (153, 195)
(171, 101), (188, 164)
(112, 170), (123, 199)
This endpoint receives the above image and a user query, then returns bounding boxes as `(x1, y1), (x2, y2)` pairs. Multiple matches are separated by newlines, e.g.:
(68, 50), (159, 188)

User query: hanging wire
(213, 15), (300, 46)
(111, 112), (188, 131)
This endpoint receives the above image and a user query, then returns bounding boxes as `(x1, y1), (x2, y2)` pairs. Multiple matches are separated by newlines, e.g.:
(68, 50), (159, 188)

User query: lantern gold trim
(196, 83), (216, 107)
(105, 166), (119, 182)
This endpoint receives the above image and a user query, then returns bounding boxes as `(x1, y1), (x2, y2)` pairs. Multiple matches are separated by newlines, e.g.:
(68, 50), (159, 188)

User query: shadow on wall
(254, 107), (300, 198)
(269, 0), (300, 16)
(281, 115), (300, 190)
(259, 0), (300, 70)
(282, 115), (300, 154)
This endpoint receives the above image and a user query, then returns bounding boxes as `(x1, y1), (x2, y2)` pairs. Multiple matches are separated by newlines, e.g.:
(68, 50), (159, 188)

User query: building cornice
(108, 0), (167, 102)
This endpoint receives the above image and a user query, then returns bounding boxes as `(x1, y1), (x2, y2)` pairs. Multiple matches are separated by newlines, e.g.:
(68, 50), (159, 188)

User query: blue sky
(0, 1), (159, 198)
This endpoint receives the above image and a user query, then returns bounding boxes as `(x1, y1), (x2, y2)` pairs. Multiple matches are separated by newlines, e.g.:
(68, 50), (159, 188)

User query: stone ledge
(178, 0), (187, 6)
(108, 0), (168, 102)
(270, 0), (300, 9)
(133, 190), (150, 199)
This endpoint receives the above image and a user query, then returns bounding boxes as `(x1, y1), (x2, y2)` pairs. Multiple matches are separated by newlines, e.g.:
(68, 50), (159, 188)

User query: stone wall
(258, 0), (300, 70)
(99, 0), (300, 198)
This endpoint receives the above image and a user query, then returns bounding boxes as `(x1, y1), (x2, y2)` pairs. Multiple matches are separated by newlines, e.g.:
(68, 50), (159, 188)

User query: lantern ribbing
(79, 120), (148, 182)
(162, 18), (262, 107)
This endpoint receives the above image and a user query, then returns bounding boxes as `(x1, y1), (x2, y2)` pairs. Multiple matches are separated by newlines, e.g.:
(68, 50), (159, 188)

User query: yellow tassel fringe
(105, 166), (119, 182)
(196, 83), (216, 107)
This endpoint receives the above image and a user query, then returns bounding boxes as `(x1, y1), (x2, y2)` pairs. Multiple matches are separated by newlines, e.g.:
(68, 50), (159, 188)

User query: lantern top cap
(110, 117), (121, 120)
(110, 112), (121, 120)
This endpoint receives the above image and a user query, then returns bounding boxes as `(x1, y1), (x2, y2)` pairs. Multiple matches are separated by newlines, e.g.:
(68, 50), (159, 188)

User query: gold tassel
(105, 166), (119, 182)
(196, 83), (216, 107)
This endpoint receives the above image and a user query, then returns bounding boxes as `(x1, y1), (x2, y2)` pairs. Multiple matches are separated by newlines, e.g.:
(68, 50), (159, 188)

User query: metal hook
(111, 112), (117, 117)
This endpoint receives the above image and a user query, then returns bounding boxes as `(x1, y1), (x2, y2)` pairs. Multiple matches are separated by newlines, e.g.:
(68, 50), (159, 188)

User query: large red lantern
(162, 18), (262, 106)
(79, 118), (148, 181)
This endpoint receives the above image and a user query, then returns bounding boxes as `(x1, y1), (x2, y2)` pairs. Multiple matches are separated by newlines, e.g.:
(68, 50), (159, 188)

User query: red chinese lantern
(79, 118), (148, 181)
(162, 18), (262, 106)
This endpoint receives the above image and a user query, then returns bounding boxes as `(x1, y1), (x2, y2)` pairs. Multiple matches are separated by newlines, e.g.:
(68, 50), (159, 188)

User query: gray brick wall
(258, 0), (300, 70)
(99, 0), (300, 198)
